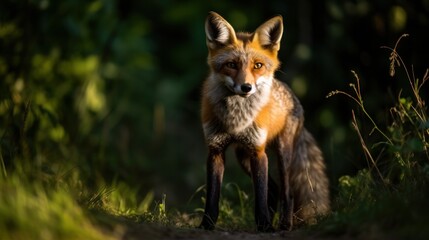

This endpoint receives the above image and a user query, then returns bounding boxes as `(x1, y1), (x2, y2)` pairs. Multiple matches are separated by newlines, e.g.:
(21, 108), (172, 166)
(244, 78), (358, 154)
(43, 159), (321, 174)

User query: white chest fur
(203, 75), (272, 147)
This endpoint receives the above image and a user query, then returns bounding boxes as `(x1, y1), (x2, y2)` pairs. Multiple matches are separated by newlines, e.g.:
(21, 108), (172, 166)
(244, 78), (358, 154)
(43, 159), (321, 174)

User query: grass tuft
(0, 174), (116, 240)
(323, 34), (429, 238)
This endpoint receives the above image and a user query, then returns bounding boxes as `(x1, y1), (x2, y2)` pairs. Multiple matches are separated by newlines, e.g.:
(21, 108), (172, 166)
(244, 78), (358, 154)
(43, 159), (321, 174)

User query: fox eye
(254, 62), (263, 69)
(225, 62), (237, 69)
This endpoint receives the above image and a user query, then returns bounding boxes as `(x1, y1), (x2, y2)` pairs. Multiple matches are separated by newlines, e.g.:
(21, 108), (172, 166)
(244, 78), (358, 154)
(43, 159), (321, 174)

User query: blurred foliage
(1, 0), (429, 212)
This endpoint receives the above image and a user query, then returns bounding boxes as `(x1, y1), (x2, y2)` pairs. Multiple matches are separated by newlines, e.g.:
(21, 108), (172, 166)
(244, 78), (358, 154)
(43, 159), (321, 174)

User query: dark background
(1, 0), (428, 210)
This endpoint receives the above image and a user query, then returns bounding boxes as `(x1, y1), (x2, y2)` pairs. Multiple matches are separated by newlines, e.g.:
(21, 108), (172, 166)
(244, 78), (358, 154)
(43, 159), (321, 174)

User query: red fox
(199, 12), (330, 232)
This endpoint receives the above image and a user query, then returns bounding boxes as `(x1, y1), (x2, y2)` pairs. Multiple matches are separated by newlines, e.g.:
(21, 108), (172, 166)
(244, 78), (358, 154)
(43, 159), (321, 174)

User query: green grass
(193, 182), (255, 231)
(322, 34), (429, 239)
(0, 174), (114, 240)
(0, 168), (175, 240)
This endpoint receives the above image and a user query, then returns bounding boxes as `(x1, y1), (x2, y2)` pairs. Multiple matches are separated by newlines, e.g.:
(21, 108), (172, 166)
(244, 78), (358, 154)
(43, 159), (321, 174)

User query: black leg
(200, 150), (225, 230)
(268, 176), (279, 223)
(250, 151), (274, 232)
(277, 144), (296, 231)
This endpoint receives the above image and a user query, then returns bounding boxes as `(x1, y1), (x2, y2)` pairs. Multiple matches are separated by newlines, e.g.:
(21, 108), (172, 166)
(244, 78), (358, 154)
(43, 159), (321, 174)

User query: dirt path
(121, 223), (338, 240)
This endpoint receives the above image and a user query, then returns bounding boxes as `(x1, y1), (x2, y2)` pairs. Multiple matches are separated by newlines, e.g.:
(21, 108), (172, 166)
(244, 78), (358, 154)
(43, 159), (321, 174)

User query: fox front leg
(250, 149), (275, 232)
(277, 146), (294, 231)
(200, 148), (225, 230)
(277, 119), (303, 231)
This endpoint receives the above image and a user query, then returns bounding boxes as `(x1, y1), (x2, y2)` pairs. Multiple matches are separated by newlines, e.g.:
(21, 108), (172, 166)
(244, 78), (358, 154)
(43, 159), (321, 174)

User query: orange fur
(255, 97), (287, 142)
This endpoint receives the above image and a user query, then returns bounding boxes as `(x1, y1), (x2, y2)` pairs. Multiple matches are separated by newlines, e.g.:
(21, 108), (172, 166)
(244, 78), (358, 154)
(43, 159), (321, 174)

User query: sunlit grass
(0, 156), (172, 240)
(0, 174), (116, 240)
(87, 183), (169, 225)
(190, 182), (255, 231)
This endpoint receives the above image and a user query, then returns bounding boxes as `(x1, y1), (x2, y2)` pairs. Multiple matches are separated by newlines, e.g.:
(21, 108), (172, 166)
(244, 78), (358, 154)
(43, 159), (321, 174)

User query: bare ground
(121, 223), (342, 240)
(94, 212), (399, 240)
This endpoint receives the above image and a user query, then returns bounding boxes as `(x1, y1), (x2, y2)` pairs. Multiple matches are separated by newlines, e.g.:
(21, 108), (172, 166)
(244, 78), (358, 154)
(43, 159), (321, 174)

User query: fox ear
(255, 15), (283, 51)
(205, 12), (237, 49)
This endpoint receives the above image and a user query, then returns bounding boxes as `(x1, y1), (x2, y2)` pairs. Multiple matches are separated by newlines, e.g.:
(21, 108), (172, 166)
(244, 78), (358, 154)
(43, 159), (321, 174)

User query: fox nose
(241, 83), (252, 93)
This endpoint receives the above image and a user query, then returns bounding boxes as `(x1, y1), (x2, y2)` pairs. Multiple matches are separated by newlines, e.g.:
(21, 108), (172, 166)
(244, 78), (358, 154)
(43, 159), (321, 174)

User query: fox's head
(205, 12), (283, 97)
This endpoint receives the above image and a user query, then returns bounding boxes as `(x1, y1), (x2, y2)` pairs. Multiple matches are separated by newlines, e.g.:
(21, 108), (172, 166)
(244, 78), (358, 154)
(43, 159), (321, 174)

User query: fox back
(200, 12), (330, 232)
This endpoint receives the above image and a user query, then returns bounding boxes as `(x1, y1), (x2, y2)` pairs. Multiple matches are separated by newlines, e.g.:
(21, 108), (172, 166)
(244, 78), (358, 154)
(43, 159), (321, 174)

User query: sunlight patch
(85, 78), (106, 113)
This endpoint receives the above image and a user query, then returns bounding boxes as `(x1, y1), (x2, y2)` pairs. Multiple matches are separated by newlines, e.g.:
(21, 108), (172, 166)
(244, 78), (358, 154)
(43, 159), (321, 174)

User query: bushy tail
(290, 128), (330, 225)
